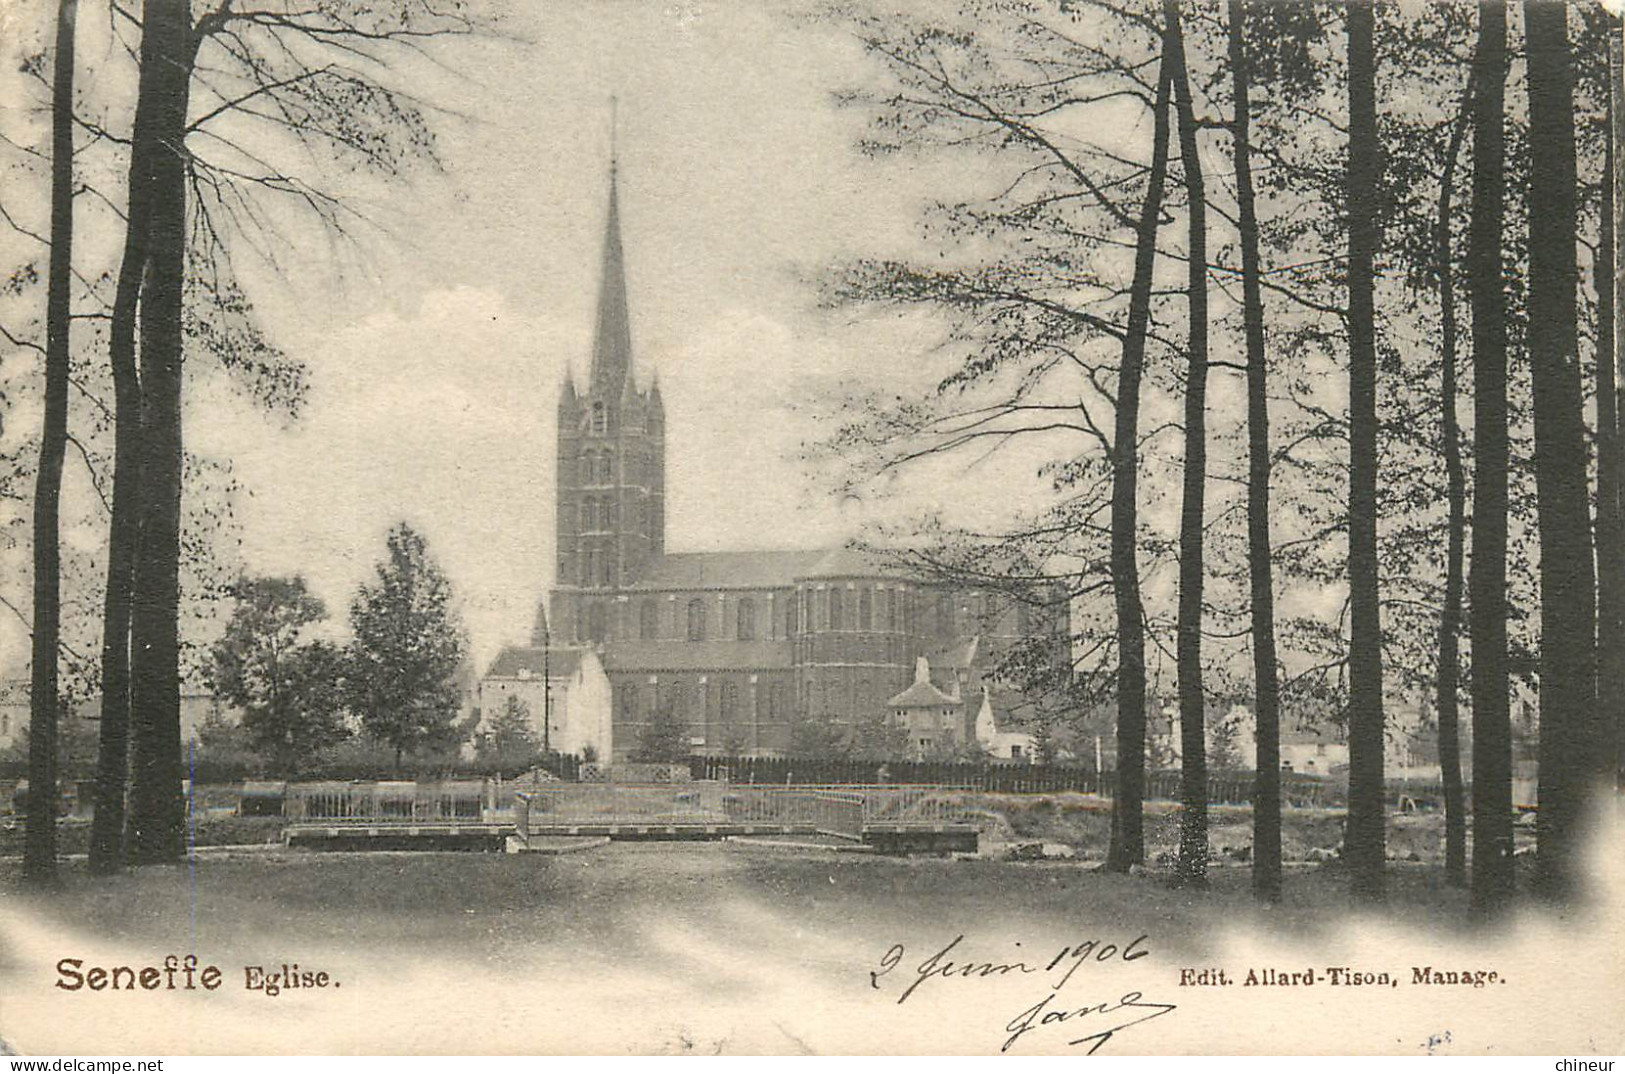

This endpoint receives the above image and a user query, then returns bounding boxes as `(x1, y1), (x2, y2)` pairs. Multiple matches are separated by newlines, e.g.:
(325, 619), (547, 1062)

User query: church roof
(888, 678), (960, 708)
(600, 639), (794, 672)
(485, 645), (582, 680)
(887, 655), (961, 708)
(625, 547), (910, 591)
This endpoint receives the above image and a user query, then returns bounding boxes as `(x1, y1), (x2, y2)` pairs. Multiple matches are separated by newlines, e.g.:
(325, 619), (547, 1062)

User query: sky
(3, 1), (1014, 675)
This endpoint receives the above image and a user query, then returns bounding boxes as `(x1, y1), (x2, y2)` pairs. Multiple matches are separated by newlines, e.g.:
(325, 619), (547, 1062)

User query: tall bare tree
(1436, 80), (1471, 889)
(22, 0), (78, 884)
(1345, 0), (1386, 901)
(1106, 15), (1174, 875)
(1227, 0), (1282, 903)
(1468, 0), (1513, 914)
(1525, 0), (1600, 902)
(1166, 0), (1210, 890)
(1611, 16), (1625, 794)
(123, 0), (200, 865)
(91, 0), (474, 866)
(1597, 40), (1624, 806)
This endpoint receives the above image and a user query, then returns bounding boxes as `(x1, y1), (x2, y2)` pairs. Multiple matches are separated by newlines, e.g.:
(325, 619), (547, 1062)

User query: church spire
(589, 103), (632, 398)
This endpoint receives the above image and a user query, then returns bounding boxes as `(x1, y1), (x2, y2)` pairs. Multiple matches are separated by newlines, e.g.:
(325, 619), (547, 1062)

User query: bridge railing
(285, 780), (486, 823)
(510, 782), (975, 838)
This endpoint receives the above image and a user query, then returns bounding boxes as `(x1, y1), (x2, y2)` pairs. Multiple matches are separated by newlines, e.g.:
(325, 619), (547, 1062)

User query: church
(478, 159), (1067, 763)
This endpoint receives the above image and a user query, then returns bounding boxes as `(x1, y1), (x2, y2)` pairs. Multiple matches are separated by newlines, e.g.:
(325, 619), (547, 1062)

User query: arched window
(859, 588), (872, 631)
(784, 593), (798, 638)
(599, 451), (613, 484)
(884, 590), (896, 632)
(687, 598), (707, 641)
(592, 402), (606, 434)
(829, 587), (844, 631)
(640, 600), (659, 640)
(599, 554), (614, 588)
(720, 681), (738, 724)
(737, 598), (756, 641)
(580, 500), (593, 533)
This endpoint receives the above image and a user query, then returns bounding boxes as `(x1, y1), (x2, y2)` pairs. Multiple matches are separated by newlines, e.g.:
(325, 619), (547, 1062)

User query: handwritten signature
(1001, 990), (1178, 1054)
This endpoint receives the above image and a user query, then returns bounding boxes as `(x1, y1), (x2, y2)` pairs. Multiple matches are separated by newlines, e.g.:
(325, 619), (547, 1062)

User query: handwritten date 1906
(870, 934), (1172, 1053)
(870, 932), (1152, 1005)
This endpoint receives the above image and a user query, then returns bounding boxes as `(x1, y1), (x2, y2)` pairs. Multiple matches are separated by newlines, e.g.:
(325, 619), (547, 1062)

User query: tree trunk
(1228, 0), (1282, 904)
(1525, 0), (1600, 902)
(1106, 23), (1174, 874)
(1596, 61), (1624, 810)
(126, 2), (199, 866)
(1468, 0), (1513, 915)
(1436, 82), (1471, 890)
(1612, 20), (1625, 794)
(1344, 0), (1386, 902)
(23, 0), (79, 885)
(1167, 0), (1210, 890)
(89, 0), (169, 875)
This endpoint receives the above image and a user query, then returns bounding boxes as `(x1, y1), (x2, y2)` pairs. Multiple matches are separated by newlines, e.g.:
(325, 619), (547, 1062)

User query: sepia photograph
(0, 0), (1622, 1057)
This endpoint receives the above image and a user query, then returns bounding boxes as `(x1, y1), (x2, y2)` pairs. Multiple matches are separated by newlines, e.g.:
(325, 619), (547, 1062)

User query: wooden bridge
(279, 780), (978, 853)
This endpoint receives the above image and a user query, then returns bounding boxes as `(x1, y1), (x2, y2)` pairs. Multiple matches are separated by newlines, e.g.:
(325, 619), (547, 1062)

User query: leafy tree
(1030, 718), (1060, 766)
(634, 705), (689, 764)
(788, 712), (848, 760)
(191, 707), (260, 777)
(209, 575), (348, 776)
(849, 714), (908, 760)
(346, 523), (466, 774)
(476, 695), (540, 775)
(5, 711), (97, 780)
(721, 722), (751, 758)
(1208, 718), (1244, 773)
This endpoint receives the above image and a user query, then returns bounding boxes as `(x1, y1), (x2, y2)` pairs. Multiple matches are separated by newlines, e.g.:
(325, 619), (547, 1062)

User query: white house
(477, 645), (613, 761)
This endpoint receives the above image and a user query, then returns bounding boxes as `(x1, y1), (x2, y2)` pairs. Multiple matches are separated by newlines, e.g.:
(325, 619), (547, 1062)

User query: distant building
(887, 657), (964, 758)
(480, 157), (1067, 762)
(475, 607), (613, 759)
(973, 688), (1036, 762)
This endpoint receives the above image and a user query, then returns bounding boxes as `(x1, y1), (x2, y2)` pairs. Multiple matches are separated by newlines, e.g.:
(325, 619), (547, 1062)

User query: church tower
(553, 155), (666, 644)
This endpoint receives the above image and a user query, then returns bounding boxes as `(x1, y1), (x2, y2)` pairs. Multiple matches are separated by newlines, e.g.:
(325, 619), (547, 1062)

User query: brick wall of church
(608, 668), (797, 760)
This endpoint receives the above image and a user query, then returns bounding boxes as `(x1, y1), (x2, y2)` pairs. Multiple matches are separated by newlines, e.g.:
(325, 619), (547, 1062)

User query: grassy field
(4, 834), (1620, 1055)
(3, 841), (1483, 947)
